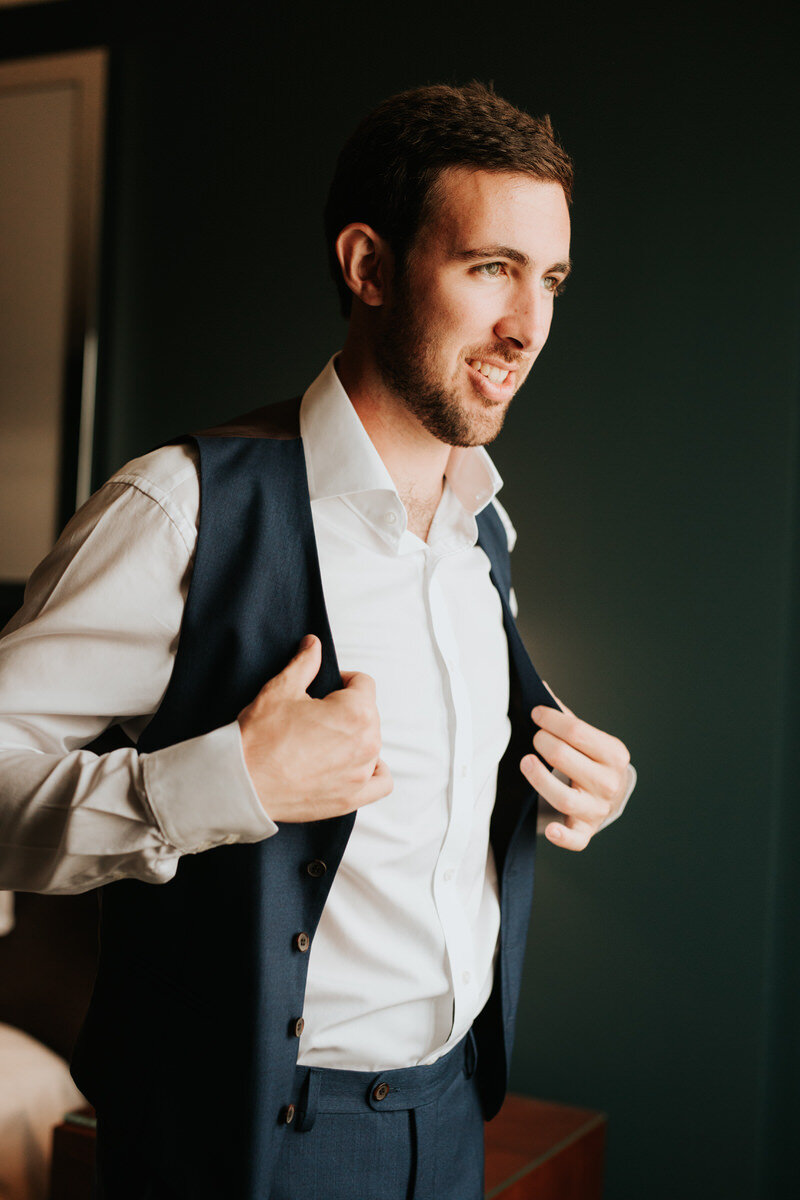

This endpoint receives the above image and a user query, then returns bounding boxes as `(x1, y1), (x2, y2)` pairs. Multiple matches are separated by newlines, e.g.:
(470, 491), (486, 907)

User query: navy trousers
(92, 1034), (484, 1200)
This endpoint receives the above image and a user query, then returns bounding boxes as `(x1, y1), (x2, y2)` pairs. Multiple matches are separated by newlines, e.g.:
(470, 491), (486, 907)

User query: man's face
(373, 167), (571, 447)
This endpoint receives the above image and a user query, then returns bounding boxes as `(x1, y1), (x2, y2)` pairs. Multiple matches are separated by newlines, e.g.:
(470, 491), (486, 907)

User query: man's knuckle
(353, 761), (372, 785)
(355, 727), (379, 758)
(568, 826), (589, 851)
(549, 745), (568, 773)
(597, 776), (617, 802)
(344, 709), (364, 736)
(367, 734), (382, 759)
(559, 791), (577, 814)
(565, 716), (582, 743)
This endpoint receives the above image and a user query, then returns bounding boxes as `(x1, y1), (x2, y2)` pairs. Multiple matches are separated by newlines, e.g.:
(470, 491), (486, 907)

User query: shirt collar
(299, 352), (504, 517)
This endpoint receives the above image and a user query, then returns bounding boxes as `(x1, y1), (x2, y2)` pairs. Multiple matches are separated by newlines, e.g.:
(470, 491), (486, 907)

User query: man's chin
(464, 395), (512, 444)
(445, 405), (509, 448)
(391, 377), (510, 447)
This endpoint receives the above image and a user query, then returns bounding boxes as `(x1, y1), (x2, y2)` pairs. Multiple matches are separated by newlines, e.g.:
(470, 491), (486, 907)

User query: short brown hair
(323, 79), (574, 319)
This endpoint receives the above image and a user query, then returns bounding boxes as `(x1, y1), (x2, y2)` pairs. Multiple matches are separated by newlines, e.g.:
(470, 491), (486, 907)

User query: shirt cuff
(141, 721), (278, 853)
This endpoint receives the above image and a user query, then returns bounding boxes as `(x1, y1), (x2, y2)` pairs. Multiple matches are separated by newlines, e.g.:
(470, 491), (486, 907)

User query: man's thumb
(277, 634), (322, 695)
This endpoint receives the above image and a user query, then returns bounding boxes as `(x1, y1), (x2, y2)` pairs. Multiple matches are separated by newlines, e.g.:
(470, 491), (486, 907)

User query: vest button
(372, 1082), (389, 1102)
(306, 859), (327, 878)
(294, 932), (310, 952)
(292, 1017), (305, 1037)
(281, 1104), (295, 1124)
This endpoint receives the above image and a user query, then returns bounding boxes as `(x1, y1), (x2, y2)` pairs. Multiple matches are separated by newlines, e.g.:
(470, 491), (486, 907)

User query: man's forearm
(0, 452), (275, 894)
(0, 723), (274, 894)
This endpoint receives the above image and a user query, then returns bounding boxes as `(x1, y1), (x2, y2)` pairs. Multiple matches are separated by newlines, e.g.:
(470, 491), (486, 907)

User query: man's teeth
(468, 359), (510, 384)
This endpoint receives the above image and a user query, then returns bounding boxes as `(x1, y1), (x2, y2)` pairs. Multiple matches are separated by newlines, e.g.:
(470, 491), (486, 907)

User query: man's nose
(493, 283), (552, 355)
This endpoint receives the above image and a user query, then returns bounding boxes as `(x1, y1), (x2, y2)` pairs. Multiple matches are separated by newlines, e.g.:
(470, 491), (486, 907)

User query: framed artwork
(0, 47), (107, 622)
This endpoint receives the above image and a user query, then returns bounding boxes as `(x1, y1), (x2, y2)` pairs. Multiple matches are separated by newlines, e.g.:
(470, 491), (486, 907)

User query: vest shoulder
(194, 395), (302, 440)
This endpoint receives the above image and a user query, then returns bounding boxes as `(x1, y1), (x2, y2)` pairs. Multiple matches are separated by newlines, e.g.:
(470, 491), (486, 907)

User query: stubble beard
(373, 275), (512, 448)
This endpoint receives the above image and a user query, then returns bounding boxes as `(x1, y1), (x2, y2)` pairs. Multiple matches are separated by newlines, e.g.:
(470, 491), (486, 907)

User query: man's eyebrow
(450, 246), (572, 276)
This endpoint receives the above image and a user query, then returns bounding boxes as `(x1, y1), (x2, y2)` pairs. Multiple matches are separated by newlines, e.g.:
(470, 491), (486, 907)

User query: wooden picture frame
(0, 47), (107, 623)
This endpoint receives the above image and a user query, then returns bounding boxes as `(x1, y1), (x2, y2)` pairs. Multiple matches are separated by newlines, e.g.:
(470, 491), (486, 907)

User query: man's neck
(334, 342), (450, 540)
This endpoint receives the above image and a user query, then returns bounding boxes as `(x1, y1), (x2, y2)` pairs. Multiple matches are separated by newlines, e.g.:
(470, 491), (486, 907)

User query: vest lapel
(475, 505), (558, 723)
(476, 508), (560, 875)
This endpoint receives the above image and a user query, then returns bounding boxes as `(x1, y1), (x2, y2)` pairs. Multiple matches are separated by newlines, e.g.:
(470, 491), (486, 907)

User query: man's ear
(334, 223), (393, 309)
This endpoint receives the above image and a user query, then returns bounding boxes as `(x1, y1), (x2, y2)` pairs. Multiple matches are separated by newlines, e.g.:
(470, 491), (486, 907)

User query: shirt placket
(425, 543), (479, 1044)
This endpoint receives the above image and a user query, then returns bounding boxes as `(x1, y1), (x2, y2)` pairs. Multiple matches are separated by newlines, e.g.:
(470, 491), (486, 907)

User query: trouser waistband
(292, 1030), (478, 1132)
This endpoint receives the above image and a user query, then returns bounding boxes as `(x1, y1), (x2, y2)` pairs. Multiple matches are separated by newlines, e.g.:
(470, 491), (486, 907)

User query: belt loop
(297, 1068), (321, 1133)
(465, 1028), (478, 1079)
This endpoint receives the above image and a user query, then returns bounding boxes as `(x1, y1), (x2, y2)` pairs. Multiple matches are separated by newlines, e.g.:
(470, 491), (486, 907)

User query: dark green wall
(4, 1), (797, 1196)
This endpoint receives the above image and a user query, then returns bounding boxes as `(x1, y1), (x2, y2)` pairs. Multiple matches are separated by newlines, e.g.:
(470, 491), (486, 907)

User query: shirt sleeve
(0, 457), (276, 897)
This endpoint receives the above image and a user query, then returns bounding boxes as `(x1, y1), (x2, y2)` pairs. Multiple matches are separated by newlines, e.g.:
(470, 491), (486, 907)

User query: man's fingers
(529, 729), (622, 801)
(351, 758), (394, 807)
(532, 704), (629, 773)
(533, 704), (601, 759)
(271, 634), (322, 696)
(339, 670), (377, 701)
(544, 819), (593, 852)
(521, 754), (612, 824)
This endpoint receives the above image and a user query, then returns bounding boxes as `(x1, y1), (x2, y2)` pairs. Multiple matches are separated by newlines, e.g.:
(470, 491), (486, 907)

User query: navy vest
(71, 399), (557, 1198)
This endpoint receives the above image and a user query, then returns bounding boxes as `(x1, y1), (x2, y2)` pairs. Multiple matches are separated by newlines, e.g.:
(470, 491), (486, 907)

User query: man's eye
(474, 262), (506, 278)
(544, 276), (567, 296)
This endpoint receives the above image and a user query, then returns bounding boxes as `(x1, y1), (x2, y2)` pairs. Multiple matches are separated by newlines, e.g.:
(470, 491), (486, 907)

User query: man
(0, 81), (634, 1198)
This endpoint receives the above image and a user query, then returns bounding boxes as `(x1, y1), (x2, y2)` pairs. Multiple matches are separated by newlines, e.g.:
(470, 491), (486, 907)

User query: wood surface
(485, 1093), (606, 1198)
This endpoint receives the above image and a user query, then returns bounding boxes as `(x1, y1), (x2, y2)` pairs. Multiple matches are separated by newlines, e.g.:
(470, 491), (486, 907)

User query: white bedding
(0, 895), (13, 937)
(0, 1022), (85, 1200)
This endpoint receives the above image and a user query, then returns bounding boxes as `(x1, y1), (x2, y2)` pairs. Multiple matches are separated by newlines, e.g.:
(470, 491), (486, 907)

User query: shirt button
(462, 971), (471, 985)
(460, 765), (469, 779)
(294, 932), (310, 952)
(443, 869), (454, 882)
(306, 859), (327, 878)
(384, 511), (397, 525)
(372, 1083), (390, 1102)
(281, 1104), (295, 1124)
(291, 1017), (305, 1037)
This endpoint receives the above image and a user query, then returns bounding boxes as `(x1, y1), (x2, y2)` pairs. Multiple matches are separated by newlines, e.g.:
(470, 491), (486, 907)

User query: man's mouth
(465, 357), (517, 401)
(467, 358), (512, 384)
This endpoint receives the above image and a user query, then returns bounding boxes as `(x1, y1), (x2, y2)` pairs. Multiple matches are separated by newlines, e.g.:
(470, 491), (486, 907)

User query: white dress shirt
(0, 352), (634, 1069)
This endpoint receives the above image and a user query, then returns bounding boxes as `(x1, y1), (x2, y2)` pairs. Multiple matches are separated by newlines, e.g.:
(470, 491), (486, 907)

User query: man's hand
(520, 684), (631, 851)
(238, 634), (393, 822)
